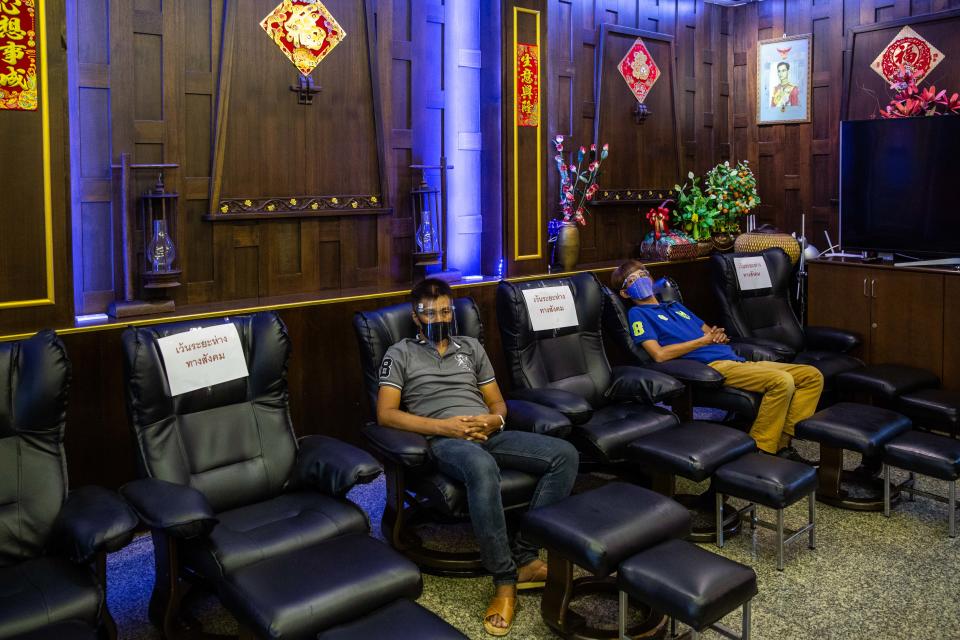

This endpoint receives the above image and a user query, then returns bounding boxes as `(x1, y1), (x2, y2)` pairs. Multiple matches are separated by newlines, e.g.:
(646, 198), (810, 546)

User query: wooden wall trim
(207, 0), (237, 216)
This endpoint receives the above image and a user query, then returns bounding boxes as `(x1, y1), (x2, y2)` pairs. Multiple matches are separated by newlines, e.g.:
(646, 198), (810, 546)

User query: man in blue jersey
(612, 259), (823, 460)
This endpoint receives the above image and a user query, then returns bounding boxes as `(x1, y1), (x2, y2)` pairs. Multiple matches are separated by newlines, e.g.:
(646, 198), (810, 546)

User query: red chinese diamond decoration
(871, 25), (944, 83)
(261, 0), (345, 77)
(618, 38), (659, 104)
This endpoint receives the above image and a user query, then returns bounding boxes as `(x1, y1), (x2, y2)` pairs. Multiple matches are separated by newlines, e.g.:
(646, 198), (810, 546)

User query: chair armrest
(728, 341), (784, 362)
(505, 399), (572, 437)
(804, 326), (861, 353)
(605, 366), (685, 404)
(362, 424), (432, 468)
(508, 387), (594, 425)
(729, 337), (795, 361)
(50, 486), (139, 563)
(643, 360), (723, 388)
(120, 478), (218, 539)
(293, 435), (383, 497)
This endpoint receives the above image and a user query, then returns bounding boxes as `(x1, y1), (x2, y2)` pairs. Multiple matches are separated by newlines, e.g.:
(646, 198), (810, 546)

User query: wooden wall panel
(731, 0), (960, 244)
(0, 0), (74, 335)
(546, 0), (732, 269)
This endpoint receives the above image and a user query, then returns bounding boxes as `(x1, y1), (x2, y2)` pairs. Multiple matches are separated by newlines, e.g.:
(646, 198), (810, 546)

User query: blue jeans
(430, 430), (579, 586)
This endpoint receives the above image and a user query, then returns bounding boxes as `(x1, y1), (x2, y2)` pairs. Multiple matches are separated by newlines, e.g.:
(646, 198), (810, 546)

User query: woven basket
(734, 231), (801, 264)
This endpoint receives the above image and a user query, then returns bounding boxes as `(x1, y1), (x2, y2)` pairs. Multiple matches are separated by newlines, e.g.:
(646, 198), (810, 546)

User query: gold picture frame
(757, 34), (812, 125)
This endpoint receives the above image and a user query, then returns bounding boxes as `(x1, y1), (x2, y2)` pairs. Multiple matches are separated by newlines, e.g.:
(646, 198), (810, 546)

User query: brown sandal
(483, 595), (516, 636)
(516, 561), (548, 591)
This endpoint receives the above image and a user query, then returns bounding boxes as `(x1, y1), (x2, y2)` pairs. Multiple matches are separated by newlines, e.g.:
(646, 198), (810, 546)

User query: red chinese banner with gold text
(0, 0), (37, 111)
(516, 43), (539, 127)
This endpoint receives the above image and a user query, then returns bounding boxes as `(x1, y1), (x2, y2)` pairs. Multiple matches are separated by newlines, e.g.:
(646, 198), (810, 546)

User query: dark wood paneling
(807, 262), (872, 360)
(943, 276), (960, 390)
(731, 0), (960, 242)
(869, 270), (943, 376)
(58, 258), (715, 489)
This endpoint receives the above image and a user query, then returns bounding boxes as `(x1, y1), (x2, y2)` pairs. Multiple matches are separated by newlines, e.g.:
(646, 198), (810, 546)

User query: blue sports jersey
(627, 301), (744, 364)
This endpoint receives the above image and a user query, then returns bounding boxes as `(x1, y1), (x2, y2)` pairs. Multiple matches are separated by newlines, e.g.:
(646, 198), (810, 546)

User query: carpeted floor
(107, 437), (960, 640)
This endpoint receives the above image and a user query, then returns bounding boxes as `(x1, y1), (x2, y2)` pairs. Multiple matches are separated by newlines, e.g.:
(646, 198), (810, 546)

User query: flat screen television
(840, 117), (960, 257)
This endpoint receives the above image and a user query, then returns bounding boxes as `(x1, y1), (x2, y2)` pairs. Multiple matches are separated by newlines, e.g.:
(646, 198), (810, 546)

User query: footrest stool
(898, 389), (960, 439)
(627, 422), (756, 541)
(522, 482), (690, 640)
(714, 452), (817, 570)
(795, 403), (911, 511)
(316, 599), (467, 639)
(220, 534), (450, 639)
(617, 539), (758, 640)
(883, 430), (960, 538)
(834, 364), (939, 401)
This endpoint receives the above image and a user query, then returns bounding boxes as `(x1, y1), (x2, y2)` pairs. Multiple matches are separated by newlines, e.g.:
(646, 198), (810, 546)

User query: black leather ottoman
(618, 539), (758, 640)
(522, 482), (690, 639)
(899, 389), (960, 439)
(714, 453), (817, 570)
(627, 421), (756, 540)
(316, 599), (467, 640)
(834, 364), (939, 401)
(796, 402), (912, 511)
(220, 534), (440, 639)
(883, 431), (960, 538)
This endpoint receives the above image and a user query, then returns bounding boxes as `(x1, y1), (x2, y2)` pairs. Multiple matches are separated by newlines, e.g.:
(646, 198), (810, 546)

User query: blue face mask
(625, 276), (654, 300)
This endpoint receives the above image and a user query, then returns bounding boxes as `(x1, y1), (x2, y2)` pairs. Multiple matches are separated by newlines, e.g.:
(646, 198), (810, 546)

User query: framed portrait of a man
(757, 34), (811, 125)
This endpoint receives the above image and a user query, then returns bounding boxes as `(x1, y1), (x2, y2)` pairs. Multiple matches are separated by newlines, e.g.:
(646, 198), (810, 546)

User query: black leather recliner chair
(710, 248), (864, 395)
(120, 312), (465, 639)
(602, 275), (776, 429)
(353, 297), (571, 575)
(0, 331), (138, 640)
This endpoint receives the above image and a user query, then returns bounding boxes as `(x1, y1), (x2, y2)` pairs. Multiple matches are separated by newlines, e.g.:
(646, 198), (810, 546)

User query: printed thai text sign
(522, 285), (579, 331)
(733, 256), (772, 291)
(157, 324), (249, 396)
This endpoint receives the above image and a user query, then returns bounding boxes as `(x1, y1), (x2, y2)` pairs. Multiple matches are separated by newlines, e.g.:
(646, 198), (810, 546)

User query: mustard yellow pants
(707, 360), (825, 454)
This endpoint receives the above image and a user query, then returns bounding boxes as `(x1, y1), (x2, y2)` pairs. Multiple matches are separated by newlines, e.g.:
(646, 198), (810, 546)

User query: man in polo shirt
(612, 259), (823, 462)
(377, 278), (579, 637)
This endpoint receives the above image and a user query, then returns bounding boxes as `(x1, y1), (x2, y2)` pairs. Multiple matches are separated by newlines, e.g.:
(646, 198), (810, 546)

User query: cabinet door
(807, 264), (872, 361)
(943, 277), (960, 391)
(870, 271), (944, 377)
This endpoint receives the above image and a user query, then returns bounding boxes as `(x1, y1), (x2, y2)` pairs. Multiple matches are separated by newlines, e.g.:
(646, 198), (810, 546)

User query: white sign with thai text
(156, 324), (249, 396)
(734, 256), (773, 291)
(522, 285), (580, 331)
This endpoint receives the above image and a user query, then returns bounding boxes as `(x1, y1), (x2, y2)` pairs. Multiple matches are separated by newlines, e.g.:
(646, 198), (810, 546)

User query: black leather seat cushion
(793, 351), (863, 385)
(7, 620), (98, 640)
(220, 534), (422, 639)
(0, 557), (101, 638)
(410, 469), (539, 519)
(884, 431), (960, 481)
(694, 386), (761, 424)
(899, 389), (960, 431)
(618, 538), (757, 631)
(795, 403), (912, 457)
(183, 492), (370, 578)
(626, 422), (756, 482)
(316, 599), (467, 640)
(714, 453), (817, 508)
(521, 482), (690, 576)
(573, 405), (678, 463)
(835, 364), (939, 399)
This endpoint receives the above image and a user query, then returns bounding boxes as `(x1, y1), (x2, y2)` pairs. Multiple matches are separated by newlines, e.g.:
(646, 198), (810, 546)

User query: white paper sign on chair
(156, 323), (249, 396)
(522, 285), (580, 331)
(733, 256), (773, 291)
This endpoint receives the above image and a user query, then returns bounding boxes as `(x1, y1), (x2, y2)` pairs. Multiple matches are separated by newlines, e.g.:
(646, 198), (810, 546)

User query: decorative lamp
(410, 169), (442, 267)
(140, 173), (182, 291)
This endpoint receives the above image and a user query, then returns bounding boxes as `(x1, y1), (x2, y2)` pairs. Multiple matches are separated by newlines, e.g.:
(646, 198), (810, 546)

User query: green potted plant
(672, 171), (718, 254)
(705, 160), (759, 251)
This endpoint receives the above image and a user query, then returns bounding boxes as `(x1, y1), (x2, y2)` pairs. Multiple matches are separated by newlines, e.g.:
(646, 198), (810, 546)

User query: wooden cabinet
(808, 261), (950, 384)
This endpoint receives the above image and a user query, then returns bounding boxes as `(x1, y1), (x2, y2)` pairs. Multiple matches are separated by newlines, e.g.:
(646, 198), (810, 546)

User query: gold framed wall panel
(0, 0), (55, 309)
(512, 5), (542, 261)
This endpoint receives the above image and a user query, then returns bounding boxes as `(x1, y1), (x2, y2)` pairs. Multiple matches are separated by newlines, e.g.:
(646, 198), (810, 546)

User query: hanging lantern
(140, 173), (181, 291)
(410, 170), (442, 267)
